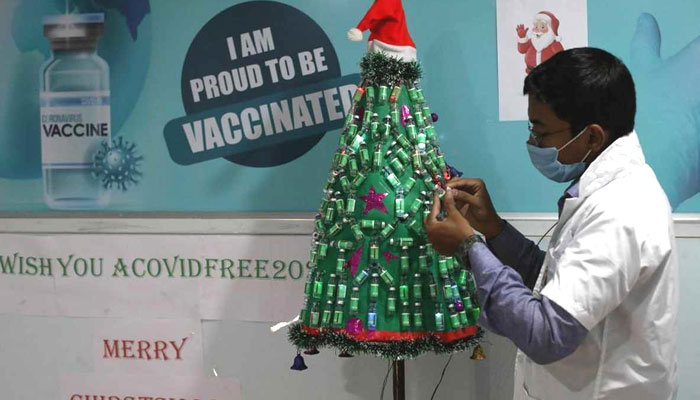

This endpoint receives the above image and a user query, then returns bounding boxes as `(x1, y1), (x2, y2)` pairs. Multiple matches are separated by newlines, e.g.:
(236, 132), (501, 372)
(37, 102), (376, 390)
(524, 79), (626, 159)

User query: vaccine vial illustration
(40, 13), (110, 209)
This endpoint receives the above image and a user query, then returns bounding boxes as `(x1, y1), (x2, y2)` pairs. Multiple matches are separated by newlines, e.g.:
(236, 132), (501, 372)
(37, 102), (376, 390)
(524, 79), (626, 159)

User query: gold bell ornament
(470, 345), (486, 361)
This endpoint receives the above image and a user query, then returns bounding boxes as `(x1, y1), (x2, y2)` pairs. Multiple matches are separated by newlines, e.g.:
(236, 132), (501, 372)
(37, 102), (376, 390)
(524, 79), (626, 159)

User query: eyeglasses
(528, 122), (571, 146)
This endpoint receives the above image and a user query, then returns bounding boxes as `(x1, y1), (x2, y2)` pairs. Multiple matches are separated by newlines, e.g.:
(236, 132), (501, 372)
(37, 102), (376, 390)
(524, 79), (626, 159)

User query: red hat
(535, 11), (561, 40)
(347, 0), (417, 62)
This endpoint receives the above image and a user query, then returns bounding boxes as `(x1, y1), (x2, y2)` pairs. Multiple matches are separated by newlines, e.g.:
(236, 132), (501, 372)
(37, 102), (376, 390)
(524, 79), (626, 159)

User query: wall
(1, 215), (697, 399)
(1, 0), (700, 212)
(1, 0), (699, 398)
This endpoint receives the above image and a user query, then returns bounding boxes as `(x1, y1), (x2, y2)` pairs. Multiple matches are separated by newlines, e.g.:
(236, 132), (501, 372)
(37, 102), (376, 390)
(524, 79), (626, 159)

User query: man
(425, 48), (678, 400)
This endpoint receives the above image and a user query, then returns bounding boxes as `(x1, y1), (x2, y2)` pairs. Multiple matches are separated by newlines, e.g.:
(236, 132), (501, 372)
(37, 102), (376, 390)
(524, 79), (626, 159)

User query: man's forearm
(465, 242), (587, 364)
(486, 220), (546, 289)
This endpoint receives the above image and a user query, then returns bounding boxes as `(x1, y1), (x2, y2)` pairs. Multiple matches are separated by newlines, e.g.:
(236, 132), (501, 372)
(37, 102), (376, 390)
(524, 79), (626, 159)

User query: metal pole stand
(392, 359), (405, 400)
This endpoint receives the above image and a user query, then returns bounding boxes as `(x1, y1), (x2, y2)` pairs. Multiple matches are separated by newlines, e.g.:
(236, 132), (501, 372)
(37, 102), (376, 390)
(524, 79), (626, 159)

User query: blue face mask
(527, 127), (592, 183)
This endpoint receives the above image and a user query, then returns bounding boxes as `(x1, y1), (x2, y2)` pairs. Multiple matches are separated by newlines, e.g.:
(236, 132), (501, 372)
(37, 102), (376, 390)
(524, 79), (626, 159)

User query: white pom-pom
(347, 27), (363, 42)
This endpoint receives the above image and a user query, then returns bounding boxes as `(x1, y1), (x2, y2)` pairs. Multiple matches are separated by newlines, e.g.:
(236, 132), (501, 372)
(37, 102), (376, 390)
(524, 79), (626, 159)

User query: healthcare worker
(425, 47), (678, 400)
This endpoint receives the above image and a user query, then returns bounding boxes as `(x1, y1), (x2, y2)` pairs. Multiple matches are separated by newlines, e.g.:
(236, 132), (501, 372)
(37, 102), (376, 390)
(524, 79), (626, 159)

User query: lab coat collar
(578, 130), (645, 199)
(555, 131), (644, 228)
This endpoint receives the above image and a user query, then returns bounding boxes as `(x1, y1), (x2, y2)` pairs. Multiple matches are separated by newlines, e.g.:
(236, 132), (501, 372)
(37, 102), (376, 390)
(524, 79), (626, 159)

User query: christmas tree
(289, 0), (483, 362)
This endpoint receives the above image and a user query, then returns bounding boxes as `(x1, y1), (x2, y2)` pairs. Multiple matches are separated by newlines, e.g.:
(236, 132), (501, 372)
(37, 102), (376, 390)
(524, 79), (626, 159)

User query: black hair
(523, 47), (636, 142)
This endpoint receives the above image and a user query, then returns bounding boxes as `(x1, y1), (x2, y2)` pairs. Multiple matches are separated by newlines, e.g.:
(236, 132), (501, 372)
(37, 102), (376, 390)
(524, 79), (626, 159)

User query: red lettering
(70, 395), (82, 400)
(122, 340), (135, 359)
(170, 337), (188, 360)
(137, 340), (152, 360)
(102, 337), (192, 362)
(154, 341), (169, 361)
(103, 340), (120, 359)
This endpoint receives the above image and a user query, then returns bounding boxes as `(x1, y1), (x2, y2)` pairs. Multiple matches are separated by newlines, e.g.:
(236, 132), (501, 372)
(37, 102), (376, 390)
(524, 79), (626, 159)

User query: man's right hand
(446, 178), (504, 239)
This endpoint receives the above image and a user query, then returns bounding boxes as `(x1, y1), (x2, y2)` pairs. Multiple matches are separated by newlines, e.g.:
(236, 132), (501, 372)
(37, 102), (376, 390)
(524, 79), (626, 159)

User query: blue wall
(1, 0), (699, 212)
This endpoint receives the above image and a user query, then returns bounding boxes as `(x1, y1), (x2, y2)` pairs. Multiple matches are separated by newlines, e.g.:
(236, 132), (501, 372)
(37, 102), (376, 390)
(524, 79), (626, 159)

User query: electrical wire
(378, 222), (556, 400)
(536, 221), (558, 247)
(430, 354), (454, 400)
(380, 360), (394, 400)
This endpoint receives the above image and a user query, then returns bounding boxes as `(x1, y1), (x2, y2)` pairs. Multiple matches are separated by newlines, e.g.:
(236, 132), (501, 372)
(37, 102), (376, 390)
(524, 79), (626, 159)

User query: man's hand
(424, 188), (475, 256)
(516, 24), (529, 39)
(446, 178), (504, 239)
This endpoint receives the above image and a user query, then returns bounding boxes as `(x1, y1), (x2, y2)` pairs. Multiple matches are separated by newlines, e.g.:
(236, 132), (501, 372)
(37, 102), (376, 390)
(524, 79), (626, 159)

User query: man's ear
(588, 124), (609, 153)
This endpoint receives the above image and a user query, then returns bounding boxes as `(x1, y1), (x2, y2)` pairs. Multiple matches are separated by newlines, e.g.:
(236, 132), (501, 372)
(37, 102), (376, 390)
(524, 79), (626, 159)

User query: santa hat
(534, 11), (561, 41)
(347, 0), (417, 62)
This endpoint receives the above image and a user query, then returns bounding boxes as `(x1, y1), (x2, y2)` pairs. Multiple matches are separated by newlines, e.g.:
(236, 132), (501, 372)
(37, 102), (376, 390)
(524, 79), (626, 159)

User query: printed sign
(496, 0), (588, 121)
(164, 1), (360, 168)
(0, 233), (308, 322)
(61, 373), (241, 400)
(93, 319), (203, 376)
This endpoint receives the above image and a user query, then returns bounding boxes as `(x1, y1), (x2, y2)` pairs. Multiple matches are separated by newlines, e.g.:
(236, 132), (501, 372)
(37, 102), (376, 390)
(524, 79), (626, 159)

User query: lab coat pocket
(521, 359), (546, 400)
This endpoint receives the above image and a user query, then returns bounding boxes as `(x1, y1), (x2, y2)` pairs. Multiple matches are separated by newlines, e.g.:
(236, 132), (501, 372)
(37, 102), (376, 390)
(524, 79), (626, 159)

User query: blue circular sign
(180, 1), (342, 167)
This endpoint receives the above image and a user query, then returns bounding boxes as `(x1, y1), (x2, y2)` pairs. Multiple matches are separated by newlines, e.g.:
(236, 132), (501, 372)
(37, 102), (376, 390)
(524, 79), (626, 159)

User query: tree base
(288, 322), (484, 360)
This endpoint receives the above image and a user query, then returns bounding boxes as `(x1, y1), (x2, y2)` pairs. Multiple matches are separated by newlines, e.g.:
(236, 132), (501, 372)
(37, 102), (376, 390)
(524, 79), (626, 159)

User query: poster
(61, 373), (241, 400)
(496, 0), (588, 121)
(0, 233), (307, 322)
(93, 319), (203, 376)
(0, 0), (358, 212)
(1, 0), (700, 211)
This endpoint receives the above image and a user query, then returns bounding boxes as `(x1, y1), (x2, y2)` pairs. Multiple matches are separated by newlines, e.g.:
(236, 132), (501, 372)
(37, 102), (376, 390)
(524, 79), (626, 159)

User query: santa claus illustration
(516, 11), (565, 74)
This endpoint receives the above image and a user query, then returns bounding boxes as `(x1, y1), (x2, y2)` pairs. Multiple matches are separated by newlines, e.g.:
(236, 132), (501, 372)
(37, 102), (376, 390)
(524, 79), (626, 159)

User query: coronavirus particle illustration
(93, 137), (143, 191)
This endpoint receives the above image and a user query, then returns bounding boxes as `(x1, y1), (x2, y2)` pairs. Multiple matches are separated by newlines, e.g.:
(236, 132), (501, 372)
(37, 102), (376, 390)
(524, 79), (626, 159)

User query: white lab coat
(513, 131), (678, 400)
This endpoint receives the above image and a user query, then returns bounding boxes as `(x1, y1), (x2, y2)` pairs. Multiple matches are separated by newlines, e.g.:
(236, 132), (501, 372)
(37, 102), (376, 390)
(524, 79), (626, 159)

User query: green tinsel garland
(288, 323), (484, 360)
(359, 52), (422, 87)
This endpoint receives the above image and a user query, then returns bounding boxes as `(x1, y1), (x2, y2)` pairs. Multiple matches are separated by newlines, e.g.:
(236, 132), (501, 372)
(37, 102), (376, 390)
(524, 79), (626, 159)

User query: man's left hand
(424, 187), (476, 256)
